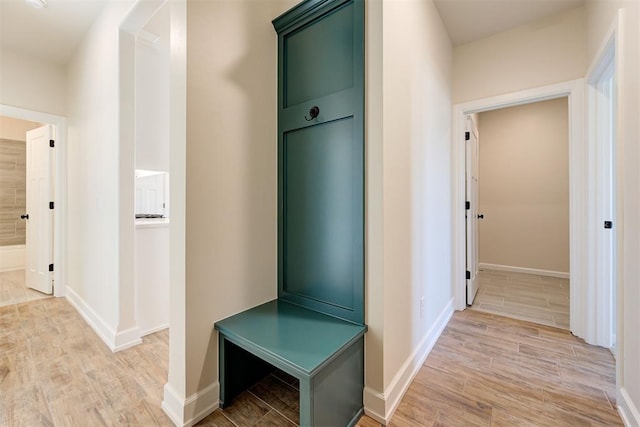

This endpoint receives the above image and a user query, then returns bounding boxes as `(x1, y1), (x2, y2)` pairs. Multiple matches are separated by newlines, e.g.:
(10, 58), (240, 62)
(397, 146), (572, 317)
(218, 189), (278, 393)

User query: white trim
(363, 387), (386, 425)
(165, 0), (188, 413)
(113, 326), (142, 352)
(65, 286), (118, 350)
(140, 323), (169, 337)
(584, 7), (622, 359)
(65, 285), (141, 352)
(452, 80), (585, 341)
(478, 263), (569, 279)
(0, 104), (66, 298)
(618, 388), (640, 427)
(162, 381), (220, 427)
(363, 299), (454, 423)
(0, 245), (25, 272)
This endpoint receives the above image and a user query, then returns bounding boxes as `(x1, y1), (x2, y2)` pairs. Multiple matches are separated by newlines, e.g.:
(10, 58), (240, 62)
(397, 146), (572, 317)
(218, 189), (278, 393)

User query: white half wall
(135, 223), (169, 336)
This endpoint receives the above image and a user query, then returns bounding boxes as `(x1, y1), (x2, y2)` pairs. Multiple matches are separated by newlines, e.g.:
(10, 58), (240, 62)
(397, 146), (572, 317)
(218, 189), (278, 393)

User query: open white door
(465, 115), (480, 305)
(25, 125), (54, 294)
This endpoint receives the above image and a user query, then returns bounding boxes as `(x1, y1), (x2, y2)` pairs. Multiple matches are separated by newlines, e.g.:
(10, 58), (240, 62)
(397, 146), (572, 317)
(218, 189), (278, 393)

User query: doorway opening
(454, 72), (618, 349)
(465, 98), (571, 330)
(453, 80), (598, 339)
(0, 106), (67, 304)
(0, 116), (50, 306)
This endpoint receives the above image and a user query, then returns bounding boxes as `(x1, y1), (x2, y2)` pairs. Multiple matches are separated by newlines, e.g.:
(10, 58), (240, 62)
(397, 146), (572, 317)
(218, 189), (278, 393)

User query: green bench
(214, 300), (367, 426)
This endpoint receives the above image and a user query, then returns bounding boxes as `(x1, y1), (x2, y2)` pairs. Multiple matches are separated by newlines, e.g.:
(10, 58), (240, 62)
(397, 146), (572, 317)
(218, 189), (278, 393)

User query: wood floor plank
(249, 374), (300, 424)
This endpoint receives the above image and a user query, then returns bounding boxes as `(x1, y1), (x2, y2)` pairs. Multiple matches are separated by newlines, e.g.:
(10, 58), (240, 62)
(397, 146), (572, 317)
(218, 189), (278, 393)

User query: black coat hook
(305, 106), (320, 121)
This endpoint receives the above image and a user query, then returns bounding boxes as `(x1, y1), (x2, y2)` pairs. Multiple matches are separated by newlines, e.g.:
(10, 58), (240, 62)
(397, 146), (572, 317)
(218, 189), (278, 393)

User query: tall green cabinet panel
(273, 0), (364, 325)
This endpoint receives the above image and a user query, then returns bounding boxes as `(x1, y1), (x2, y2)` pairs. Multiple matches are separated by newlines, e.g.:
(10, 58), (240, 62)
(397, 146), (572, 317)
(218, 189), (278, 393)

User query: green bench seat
(214, 299), (367, 426)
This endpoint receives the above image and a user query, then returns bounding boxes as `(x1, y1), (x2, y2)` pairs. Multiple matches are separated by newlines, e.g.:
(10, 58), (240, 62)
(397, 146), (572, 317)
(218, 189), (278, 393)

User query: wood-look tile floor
(0, 270), (50, 308)
(380, 309), (621, 427)
(1, 297), (620, 426)
(0, 297), (172, 426)
(470, 269), (570, 329)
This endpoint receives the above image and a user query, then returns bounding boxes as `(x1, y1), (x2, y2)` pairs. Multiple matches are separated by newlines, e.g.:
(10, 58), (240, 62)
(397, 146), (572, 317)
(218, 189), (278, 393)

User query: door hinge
(604, 221), (613, 229)
(49, 264), (54, 272)
(49, 201), (54, 209)
(49, 139), (55, 148)
(466, 270), (471, 280)
(465, 201), (470, 210)
(465, 131), (470, 141)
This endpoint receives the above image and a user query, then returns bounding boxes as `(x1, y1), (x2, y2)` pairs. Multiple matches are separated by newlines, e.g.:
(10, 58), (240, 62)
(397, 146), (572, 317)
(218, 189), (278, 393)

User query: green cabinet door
(273, 0), (364, 324)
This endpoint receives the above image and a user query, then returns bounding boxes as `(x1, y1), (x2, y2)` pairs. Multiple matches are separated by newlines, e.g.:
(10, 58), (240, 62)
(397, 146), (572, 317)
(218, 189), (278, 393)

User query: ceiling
(434, 0), (585, 46)
(0, 0), (586, 66)
(0, 0), (109, 65)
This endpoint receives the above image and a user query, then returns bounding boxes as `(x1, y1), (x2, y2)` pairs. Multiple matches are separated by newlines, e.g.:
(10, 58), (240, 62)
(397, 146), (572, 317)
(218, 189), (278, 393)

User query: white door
(466, 116), (480, 305)
(25, 125), (54, 294)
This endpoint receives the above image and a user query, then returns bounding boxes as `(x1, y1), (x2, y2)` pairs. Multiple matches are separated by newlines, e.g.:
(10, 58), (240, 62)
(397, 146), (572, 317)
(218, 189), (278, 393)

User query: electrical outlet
(420, 297), (424, 319)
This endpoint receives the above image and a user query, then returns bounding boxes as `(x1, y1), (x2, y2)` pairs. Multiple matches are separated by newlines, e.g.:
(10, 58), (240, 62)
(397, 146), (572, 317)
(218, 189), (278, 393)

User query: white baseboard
(363, 387), (386, 424)
(141, 323), (169, 337)
(479, 263), (569, 279)
(363, 298), (454, 423)
(162, 381), (219, 427)
(0, 245), (25, 272)
(618, 387), (640, 427)
(113, 325), (142, 352)
(65, 286), (141, 352)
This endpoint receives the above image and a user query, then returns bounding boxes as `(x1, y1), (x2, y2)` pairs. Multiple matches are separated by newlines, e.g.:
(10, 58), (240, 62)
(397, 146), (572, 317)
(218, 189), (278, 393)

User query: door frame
(0, 104), (67, 298)
(585, 10), (622, 352)
(452, 79), (587, 337)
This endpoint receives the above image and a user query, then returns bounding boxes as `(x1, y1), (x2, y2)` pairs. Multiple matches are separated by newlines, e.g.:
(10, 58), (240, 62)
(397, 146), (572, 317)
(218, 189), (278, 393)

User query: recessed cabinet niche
(214, 1), (366, 425)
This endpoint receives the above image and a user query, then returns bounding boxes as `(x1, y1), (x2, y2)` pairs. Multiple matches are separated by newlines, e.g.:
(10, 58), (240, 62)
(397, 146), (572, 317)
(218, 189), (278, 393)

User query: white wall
(168, 0), (296, 423)
(363, 0), (454, 422)
(478, 98), (569, 274)
(585, 1), (640, 424)
(453, 6), (586, 103)
(65, 0), (137, 350)
(135, 34), (170, 172)
(0, 47), (67, 116)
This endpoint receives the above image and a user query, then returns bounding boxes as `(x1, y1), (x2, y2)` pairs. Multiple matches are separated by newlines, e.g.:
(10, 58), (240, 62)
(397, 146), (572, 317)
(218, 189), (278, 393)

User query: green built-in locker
(273, 0), (364, 325)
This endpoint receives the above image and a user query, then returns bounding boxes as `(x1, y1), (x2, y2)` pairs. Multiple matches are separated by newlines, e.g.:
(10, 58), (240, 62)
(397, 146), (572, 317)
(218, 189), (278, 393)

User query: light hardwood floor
(470, 269), (570, 329)
(0, 297), (619, 426)
(0, 270), (50, 308)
